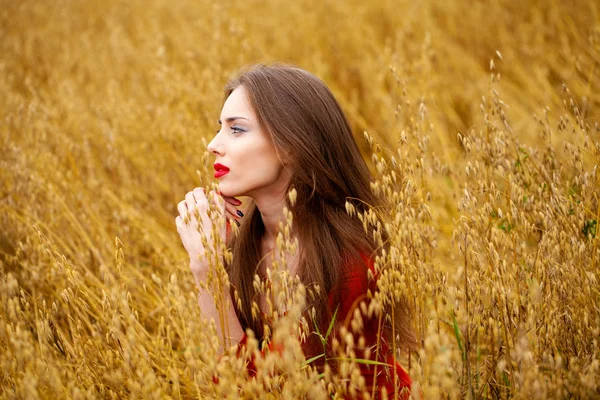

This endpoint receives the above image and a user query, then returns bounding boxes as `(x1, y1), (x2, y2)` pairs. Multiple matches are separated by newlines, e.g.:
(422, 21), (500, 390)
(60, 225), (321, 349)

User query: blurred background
(1, 0), (599, 398)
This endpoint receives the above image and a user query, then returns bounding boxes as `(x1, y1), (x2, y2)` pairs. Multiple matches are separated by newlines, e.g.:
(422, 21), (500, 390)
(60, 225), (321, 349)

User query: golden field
(1, 0), (599, 398)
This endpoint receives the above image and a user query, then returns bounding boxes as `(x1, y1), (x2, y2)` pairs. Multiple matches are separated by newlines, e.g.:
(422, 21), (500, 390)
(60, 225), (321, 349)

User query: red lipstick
(213, 163), (230, 179)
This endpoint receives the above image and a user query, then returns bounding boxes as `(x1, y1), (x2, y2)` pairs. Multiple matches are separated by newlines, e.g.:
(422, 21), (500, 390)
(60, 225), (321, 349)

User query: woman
(176, 64), (416, 398)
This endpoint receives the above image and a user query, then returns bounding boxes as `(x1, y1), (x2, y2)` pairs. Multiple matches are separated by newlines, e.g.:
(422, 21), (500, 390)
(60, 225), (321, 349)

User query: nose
(207, 132), (223, 156)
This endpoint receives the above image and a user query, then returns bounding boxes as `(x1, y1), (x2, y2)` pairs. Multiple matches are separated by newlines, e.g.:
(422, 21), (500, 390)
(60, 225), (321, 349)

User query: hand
(175, 188), (243, 274)
(218, 190), (245, 227)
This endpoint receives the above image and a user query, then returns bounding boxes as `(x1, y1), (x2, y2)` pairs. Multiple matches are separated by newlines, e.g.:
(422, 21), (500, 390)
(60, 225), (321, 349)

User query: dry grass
(1, 0), (599, 398)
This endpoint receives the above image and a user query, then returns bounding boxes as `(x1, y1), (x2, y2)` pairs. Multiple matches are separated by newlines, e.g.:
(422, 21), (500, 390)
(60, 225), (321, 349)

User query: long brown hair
(223, 64), (415, 364)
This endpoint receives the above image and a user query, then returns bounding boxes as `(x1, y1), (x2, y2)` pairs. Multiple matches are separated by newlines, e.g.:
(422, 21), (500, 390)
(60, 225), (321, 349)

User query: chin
(217, 184), (243, 198)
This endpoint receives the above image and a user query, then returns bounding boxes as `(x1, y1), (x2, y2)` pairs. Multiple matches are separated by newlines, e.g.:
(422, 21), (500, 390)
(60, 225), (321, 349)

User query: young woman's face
(207, 86), (289, 198)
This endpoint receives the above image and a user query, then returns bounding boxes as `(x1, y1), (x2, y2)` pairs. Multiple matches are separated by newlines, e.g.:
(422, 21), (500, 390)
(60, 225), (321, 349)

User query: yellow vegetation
(1, 0), (599, 398)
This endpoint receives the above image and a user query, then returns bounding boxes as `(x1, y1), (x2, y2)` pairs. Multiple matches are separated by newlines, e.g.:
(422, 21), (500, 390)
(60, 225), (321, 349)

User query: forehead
(220, 86), (253, 119)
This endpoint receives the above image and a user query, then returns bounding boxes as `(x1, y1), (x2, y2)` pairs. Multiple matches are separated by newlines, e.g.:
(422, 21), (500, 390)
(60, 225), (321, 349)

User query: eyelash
(216, 126), (245, 134)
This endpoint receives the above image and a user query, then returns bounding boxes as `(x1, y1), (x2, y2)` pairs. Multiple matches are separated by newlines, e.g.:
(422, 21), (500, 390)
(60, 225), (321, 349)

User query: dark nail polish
(235, 220), (240, 227)
(237, 210), (244, 217)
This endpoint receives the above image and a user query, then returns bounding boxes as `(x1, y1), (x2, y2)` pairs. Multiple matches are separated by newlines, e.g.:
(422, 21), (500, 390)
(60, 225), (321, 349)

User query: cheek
(243, 142), (281, 174)
(257, 150), (283, 178)
(225, 137), (283, 186)
(240, 157), (281, 185)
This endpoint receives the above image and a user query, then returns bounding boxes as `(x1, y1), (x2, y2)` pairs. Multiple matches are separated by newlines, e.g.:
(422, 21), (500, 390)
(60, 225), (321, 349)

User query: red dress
(236, 252), (412, 399)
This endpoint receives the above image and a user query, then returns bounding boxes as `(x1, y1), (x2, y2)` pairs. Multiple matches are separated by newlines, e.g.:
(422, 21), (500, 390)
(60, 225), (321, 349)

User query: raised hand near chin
(218, 190), (244, 226)
(175, 188), (243, 276)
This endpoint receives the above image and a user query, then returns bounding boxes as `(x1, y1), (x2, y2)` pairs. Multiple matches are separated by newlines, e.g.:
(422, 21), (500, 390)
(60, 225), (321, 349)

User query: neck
(250, 182), (301, 276)
(253, 193), (300, 276)
(253, 192), (287, 244)
(247, 168), (294, 245)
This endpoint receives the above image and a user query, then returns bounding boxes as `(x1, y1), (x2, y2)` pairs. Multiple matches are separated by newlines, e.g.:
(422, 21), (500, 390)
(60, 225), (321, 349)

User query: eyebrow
(217, 116), (250, 124)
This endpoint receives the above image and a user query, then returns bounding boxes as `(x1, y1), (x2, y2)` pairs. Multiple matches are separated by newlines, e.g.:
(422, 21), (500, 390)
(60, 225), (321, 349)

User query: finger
(225, 208), (237, 220)
(222, 195), (242, 206)
(208, 190), (225, 210)
(183, 192), (195, 219)
(177, 204), (192, 226)
(175, 215), (185, 230)
(227, 215), (241, 227)
(224, 201), (242, 219)
(193, 187), (206, 203)
(177, 200), (188, 217)
(187, 191), (209, 218)
(185, 190), (197, 206)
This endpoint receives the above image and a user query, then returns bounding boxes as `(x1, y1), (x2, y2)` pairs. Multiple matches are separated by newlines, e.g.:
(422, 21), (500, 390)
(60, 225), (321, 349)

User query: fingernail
(235, 220), (240, 227)
(236, 210), (244, 217)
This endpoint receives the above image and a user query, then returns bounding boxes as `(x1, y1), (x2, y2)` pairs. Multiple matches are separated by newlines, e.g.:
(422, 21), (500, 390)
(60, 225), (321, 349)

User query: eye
(231, 125), (246, 135)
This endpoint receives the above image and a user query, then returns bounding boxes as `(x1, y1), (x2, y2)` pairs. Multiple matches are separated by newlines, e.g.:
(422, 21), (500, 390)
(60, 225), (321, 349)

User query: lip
(213, 163), (230, 179)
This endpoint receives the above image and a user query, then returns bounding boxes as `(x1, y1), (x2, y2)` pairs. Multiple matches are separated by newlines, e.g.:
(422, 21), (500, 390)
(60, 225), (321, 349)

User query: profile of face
(207, 86), (290, 199)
